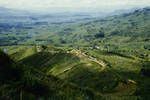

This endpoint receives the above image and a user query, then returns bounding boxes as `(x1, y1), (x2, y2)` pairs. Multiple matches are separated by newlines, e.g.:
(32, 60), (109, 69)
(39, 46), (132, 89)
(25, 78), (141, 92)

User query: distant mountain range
(1, 6), (148, 23)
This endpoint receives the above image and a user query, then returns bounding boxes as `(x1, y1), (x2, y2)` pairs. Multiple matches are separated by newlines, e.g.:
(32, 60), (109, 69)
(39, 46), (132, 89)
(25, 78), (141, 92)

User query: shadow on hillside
(112, 69), (150, 98)
(64, 65), (150, 98)
(20, 52), (80, 71)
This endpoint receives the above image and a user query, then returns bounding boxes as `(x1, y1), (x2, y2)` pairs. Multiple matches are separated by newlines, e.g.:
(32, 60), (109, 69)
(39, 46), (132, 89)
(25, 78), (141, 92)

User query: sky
(0, 0), (150, 11)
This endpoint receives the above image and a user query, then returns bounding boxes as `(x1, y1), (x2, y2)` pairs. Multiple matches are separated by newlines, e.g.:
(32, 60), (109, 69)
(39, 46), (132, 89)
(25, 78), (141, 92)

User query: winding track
(69, 49), (107, 71)
(54, 49), (108, 76)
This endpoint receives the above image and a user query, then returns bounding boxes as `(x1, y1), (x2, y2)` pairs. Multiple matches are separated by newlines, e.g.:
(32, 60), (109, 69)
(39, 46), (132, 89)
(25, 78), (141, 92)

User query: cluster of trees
(141, 62), (150, 77)
(94, 31), (105, 38)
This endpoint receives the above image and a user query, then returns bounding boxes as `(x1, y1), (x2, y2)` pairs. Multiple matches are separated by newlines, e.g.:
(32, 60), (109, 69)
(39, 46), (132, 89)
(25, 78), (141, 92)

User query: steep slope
(0, 50), (20, 82)
(2, 46), (149, 99)
(0, 50), (104, 100)
(11, 46), (137, 97)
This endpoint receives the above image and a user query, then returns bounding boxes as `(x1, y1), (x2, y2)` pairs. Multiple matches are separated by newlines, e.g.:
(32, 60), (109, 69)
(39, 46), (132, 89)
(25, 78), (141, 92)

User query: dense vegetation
(0, 50), (105, 99)
(0, 7), (150, 100)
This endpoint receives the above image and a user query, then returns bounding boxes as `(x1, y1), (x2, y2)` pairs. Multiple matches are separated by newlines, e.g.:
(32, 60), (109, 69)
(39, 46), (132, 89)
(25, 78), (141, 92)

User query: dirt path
(48, 49), (108, 76)
(69, 49), (107, 71)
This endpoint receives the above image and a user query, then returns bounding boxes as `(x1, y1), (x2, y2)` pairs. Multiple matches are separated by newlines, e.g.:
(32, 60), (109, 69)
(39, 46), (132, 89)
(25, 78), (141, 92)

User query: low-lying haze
(0, 0), (150, 12)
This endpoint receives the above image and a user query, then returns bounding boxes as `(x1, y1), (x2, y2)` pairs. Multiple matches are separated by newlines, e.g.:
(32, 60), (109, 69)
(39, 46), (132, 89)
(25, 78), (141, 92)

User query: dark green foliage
(0, 50), (20, 82)
(141, 68), (150, 77)
(95, 31), (105, 38)
(0, 50), (103, 99)
(141, 61), (150, 77)
(41, 45), (47, 50)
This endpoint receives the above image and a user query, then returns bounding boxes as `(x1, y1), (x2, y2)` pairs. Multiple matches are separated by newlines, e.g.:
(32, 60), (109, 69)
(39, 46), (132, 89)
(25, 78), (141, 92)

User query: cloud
(0, 0), (150, 11)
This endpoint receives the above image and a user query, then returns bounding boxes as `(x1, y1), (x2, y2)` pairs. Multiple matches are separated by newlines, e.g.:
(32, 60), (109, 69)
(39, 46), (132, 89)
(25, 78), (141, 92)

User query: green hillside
(29, 8), (150, 48)
(0, 7), (150, 100)
(2, 45), (148, 100)
(0, 50), (105, 100)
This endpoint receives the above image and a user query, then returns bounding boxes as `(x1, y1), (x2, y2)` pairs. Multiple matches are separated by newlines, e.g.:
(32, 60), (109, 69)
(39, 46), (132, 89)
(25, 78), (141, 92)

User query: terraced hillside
(0, 50), (105, 100)
(2, 45), (148, 100)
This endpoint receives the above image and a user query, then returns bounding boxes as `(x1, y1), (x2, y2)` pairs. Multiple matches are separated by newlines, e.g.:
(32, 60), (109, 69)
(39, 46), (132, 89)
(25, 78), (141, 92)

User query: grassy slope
(0, 50), (104, 100)
(84, 49), (150, 97)
(5, 46), (141, 97)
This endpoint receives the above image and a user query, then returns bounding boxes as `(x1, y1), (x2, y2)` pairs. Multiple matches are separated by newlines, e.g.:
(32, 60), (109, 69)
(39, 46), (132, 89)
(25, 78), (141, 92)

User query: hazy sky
(0, 0), (150, 11)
